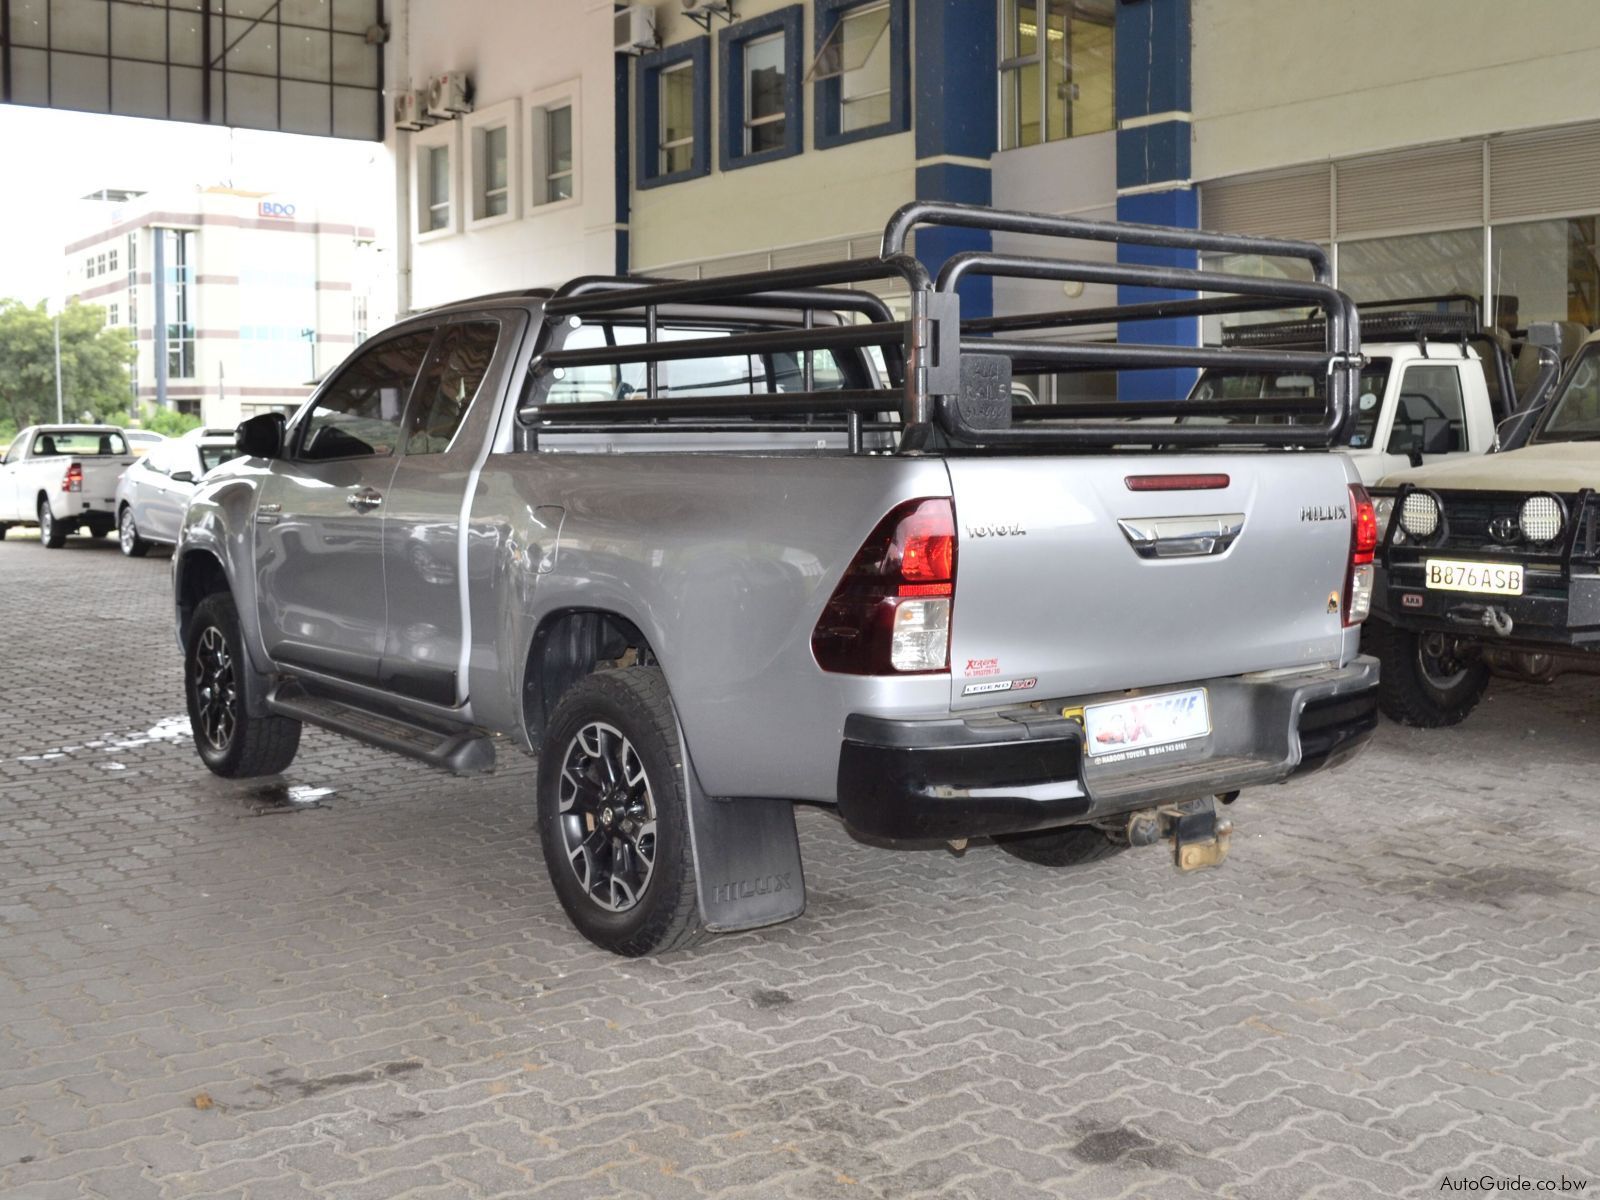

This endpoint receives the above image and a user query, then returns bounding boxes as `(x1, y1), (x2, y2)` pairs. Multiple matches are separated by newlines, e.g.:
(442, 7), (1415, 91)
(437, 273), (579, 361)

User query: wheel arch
(521, 608), (658, 742)
(175, 547), (231, 645)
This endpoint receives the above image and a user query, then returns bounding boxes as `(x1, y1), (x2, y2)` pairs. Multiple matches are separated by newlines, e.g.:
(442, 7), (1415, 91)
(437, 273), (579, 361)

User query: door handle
(346, 487), (383, 513)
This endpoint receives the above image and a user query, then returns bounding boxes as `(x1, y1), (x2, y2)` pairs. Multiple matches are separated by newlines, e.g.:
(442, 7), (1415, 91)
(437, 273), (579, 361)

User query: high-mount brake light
(62, 463), (84, 493)
(1345, 484), (1377, 626)
(811, 497), (957, 674)
(1124, 473), (1231, 492)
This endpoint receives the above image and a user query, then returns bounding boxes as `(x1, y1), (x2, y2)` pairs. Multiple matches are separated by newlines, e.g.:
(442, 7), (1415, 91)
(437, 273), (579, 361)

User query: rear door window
(298, 329), (436, 461)
(403, 321), (502, 453)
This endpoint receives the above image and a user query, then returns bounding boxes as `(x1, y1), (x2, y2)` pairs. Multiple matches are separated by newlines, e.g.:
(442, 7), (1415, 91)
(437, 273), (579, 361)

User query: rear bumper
(835, 657), (1379, 842)
(1374, 566), (1600, 650)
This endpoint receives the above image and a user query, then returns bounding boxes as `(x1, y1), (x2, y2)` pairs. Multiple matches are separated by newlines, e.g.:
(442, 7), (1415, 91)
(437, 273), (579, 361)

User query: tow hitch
(1124, 797), (1232, 872)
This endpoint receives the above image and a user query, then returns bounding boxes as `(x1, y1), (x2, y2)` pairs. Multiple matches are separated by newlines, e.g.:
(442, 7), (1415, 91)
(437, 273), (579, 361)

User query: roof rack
(516, 201), (1361, 453)
(1223, 309), (1476, 348)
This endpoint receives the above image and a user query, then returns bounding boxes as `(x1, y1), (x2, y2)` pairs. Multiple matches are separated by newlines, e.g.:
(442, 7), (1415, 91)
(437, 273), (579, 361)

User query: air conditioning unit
(425, 71), (473, 119)
(683, 0), (733, 14)
(614, 4), (657, 54)
(392, 89), (435, 131)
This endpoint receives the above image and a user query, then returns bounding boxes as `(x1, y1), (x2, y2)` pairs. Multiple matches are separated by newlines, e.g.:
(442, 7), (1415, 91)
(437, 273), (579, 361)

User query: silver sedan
(115, 430), (242, 556)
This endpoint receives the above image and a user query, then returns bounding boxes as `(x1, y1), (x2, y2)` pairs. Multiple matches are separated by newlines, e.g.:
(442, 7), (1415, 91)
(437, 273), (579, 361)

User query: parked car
(1365, 328), (1600, 725)
(1186, 304), (1515, 486)
(115, 429), (243, 556)
(123, 429), (167, 457)
(0, 425), (134, 546)
(172, 202), (1381, 956)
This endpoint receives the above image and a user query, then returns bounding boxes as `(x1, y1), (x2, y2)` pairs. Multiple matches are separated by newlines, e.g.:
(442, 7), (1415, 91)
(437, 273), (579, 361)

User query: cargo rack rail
(516, 201), (1362, 453)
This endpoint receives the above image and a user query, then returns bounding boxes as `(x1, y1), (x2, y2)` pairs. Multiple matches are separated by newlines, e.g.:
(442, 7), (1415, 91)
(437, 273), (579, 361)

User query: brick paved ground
(2, 530), (1598, 1200)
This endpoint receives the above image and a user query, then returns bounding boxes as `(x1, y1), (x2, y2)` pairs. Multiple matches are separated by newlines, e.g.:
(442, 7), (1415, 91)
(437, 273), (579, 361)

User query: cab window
(1388, 364), (1467, 455)
(403, 322), (502, 454)
(298, 329), (436, 461)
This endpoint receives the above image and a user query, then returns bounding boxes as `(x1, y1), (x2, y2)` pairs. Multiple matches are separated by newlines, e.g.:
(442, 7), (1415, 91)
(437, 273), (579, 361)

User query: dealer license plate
(1424, 559), (1524, 596)
(1084, 688), (1210, 760)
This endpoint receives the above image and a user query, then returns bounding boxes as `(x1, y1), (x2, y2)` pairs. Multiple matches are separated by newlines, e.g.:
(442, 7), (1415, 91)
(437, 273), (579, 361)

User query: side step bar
(266, 684), (496, 774)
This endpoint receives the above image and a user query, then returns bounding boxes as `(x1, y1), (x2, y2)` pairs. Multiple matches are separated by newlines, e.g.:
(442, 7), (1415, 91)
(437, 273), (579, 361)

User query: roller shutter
(1489, 124), (1600, 222)
(1334, 142), (1483, 237)
(1200, 166), (1331, 242)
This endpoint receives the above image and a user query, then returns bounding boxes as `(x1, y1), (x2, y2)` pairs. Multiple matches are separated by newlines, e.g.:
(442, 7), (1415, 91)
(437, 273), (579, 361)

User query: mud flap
(683, 761), (806, 933)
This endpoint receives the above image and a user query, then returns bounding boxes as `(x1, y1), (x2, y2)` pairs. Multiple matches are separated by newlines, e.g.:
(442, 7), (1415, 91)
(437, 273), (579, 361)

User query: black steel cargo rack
(515, 201), (1363, 453)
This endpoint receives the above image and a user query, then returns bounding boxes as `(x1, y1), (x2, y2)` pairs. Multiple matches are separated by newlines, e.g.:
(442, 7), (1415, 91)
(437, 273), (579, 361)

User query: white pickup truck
(1188, 310), (1508, 486)
(0, 425), (135, 547)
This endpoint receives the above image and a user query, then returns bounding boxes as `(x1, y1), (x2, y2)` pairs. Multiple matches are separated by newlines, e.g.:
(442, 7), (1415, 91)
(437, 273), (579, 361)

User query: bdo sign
(258, 201), (297, 219)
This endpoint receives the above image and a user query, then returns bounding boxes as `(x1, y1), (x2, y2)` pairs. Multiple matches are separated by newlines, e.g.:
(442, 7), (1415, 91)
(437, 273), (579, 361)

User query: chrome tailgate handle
(1118, 513), (1245, 559)
(345, 488), (383, 513)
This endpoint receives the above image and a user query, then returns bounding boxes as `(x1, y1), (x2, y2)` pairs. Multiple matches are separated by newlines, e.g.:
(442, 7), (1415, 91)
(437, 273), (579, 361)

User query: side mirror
(1420, 417), (1452, 455)
(236, 412), (286, 460)
(170, 470), (195, 484)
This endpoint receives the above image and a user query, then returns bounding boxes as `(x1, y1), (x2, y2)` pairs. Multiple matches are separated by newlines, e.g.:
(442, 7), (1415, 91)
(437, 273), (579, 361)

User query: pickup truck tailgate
(945, 454), (1356, 709)
(80, 458), (133, 509)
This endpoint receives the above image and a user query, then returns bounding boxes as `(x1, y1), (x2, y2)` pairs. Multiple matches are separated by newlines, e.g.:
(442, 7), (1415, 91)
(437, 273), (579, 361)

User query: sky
(0, 104), (390, 307)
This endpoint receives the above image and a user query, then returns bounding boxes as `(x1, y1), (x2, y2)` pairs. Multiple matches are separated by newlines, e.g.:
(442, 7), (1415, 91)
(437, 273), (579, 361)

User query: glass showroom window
(424, 145), (451, 232)
(743, 32), (788, 153)
(478, 124), (509, 218)
(1337, 229), (1485, 308)
(546, 105), (574, 200)
(660, 61), (696, 175)
(1491, 216), (1600, 330)
(998, 0), (1115, 150)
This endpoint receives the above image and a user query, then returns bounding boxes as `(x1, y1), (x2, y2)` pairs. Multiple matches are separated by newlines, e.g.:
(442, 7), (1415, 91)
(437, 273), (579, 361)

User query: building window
(545, 106), (574, 200)
(480, 125), (510, 218)
(719, 6), (803, 170)
(998, 0), (1115, 150)
(426, 146), (451, 231)
(160, 229), (196, 380)
(108, 304), (119, 326)
(636, 38), (711, 188)
(97, 252), (107, 276)
(464, 101), (519, 227)
(84, 255), (94, 278)
(109, 247), (119, 273)
(660, 62), (696, 174)
(811, 0), (908, 150)
(527, 86), (579, 208)
(353, 296), (369, 345)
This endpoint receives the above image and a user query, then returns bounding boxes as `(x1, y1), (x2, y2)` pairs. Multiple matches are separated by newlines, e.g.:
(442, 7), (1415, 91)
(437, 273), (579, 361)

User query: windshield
(198, 444), (243, 473)
(1185, 359), (1392, 447)
(1535, 347), (1600, 442)
(32, 430), (129, 456)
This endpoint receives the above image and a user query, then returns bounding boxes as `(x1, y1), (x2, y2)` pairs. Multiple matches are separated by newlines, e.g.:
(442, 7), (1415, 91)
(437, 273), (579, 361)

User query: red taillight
(1345, 484), (1377, 626)
(812, 497), (957, 674)
(62, 463), (84, 493)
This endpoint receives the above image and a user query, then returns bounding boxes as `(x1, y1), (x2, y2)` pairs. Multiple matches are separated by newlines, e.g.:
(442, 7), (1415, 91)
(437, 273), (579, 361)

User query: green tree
(0, 299), (137, 432)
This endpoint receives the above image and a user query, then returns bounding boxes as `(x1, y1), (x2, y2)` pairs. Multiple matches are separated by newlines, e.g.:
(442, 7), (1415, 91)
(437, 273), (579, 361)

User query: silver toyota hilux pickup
(174, 203), (1381, 956)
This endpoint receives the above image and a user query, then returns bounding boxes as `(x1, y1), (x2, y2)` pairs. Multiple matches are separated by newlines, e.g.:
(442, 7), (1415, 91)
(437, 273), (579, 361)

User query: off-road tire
(184, 593), (301, 777)
(1366, 618), (1489, 728)
(995, 824), (1127, 867)
(118, 506), (151, 557)
(38, 499), (67, 548)
(537, 667), (708, 956)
